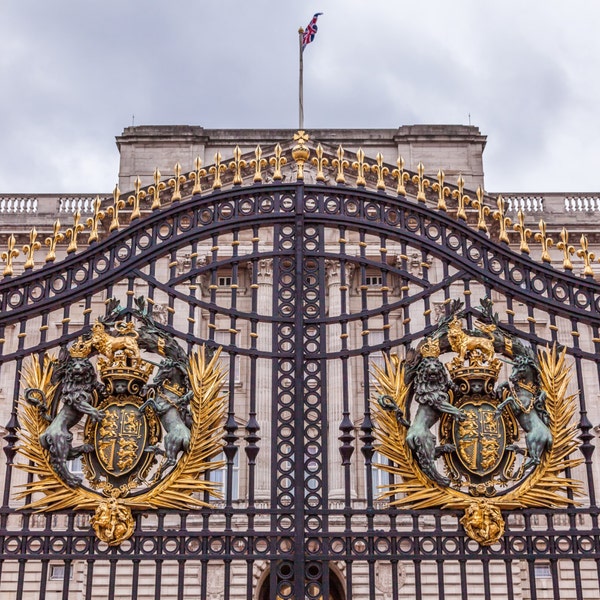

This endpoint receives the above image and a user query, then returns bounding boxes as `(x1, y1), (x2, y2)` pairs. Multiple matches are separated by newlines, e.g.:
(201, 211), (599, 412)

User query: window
(49, 564), (72, 580)
(534, 563), (552, 578)
(209, 451), (239, 501)
(370, 451), (392, 497)
(218, 276), (232, 287)
(365, 275), (382, 286)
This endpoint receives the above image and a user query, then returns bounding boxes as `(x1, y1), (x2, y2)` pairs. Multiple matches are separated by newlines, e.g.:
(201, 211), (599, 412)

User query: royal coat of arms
(373, 298), (582, 545)
(15, 297), (227, 546)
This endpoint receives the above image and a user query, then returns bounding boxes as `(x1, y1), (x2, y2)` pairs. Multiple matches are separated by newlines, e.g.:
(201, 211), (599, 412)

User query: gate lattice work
(0, 170), (599, 600)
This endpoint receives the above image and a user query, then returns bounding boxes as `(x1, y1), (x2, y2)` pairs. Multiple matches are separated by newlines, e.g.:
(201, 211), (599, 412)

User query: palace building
(0, 124), (598, 599)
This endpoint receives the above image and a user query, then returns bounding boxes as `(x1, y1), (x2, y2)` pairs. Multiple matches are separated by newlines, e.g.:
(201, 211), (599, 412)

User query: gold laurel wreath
(15, 347), (227, 513)
(372, 345), (583, 511)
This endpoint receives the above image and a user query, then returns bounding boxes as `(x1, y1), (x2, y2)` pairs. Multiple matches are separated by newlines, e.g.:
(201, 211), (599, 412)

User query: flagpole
(298, 27), (304, 130)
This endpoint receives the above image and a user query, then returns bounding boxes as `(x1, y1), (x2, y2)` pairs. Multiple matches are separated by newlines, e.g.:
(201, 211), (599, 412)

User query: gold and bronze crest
(373, 298), (583, 545)
(15, 297), (227, 546)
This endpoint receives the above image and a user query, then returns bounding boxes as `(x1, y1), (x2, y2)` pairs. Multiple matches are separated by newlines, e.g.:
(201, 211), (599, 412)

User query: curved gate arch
(0, 158), (599, 599)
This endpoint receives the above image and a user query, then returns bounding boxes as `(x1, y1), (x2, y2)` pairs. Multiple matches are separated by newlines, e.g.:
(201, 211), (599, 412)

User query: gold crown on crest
(446, 355), (502, 385)
(419, 337), (440, 358)
(69, 338), (92, 358)
(97, 354), (154, 385)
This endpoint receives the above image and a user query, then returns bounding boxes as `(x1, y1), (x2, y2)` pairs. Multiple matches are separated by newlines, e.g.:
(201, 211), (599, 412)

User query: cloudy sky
(1, 1), (600, 195)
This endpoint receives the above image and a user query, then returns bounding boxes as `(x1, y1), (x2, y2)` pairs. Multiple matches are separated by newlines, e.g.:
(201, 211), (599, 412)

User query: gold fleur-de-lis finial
(107, 184), (125, 232)
(168, 162), (186, 202)
(250, 146), (267, 183)
(1, 234), (19, 277)
(391, 156), (409, 196)
(128, 176), (147, 222)
(577, 234), (596, 277)
(45, 220), (64, 262)
(269, 144), (287, 181)
(86, 196), (105, 244)
(190, 156), (207, 194)
(371, 153), (389, 191)
(22, 227), (41, 270)
(352, 148), (369, 187)
(492, 195), (511, 244)
(451, 174), (470, 220)
(556, 227), (575, 271)
(331, 145), (349, 184)
(412, 162), (430, 203)
(534, 219), (554, 263)
(210, 152), (227, 189)
(229, 146), (248, 186)
(470, 186), (490, 232)
(292, 131), (310, 181)
(311, 143), (329, 182)
(65, 210), (84, 254)
(512, 209), (532, 254)
(431, 170), (450, 211)
(148, 168), (166, 211)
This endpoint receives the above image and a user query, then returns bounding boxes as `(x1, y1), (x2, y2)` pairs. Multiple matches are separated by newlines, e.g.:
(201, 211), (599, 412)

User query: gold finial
(412, 162), (430, 202)
(292, 131), (310, 181)
(372, 153), (389, 190)
(492, 195), (511, 244)
(311, 143), (329, 182)
(148, 168), (166, 211)
(556, 227), (575, 271)
(577, 234), (596, 277)
(86, 196), (105, 244)
(127, 176), (146, 222)
(269, 144), (287, 181)
(331, 145), (349, 184)
(431, 170), (450, 211)
(352, 148), (369, 187)
(209, 153), (227, 189)
(65, 210), (84, 254)
(168, 162), (186, 202)
(45, 220), (64, 262)
(512, 209), (532, 254)
(451, 174), (470, 220)
(107, 184), (125, 232)
(190, 156), (207, 194)
(1, 234), (19, 277)
(22, 227), (41, 270)
(391, 156), (409, 196)
(534, 219), (554, 263)
(250, 146), (267, 183)
(229, 146), (248, 186)
(471, 186), (490, 232)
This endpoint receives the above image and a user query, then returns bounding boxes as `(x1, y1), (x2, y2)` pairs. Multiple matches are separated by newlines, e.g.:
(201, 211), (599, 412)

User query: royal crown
(97, 354), (154, 387)
(420, 337), (440, 358)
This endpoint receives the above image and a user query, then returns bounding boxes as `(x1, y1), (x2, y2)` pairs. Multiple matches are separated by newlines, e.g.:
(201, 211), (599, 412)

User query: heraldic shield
(373, 298), (583, 546)
(15, 297), (227, 546)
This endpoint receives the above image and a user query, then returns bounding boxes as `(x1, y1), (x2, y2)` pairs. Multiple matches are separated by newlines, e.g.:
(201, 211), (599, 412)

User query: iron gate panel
(0, 181), (598, 599)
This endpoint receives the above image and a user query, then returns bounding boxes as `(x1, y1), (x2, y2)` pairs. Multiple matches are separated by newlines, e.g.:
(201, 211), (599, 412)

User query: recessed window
(365, 275), (382, 286)
(534, 563), (552, 578)
(209, 451), (239, 500)
(49, 564), (72, 580)
(218, 276), (232, 287)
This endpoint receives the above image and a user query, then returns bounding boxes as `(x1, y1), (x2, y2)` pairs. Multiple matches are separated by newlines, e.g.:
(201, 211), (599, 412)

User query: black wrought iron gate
(0, 170), (599, 599)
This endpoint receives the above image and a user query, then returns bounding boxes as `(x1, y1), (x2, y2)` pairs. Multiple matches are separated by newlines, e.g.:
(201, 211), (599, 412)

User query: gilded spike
(22, 227), (41, 270)
(331, 145), (349, 184)
(45, 220), (64, 262)
(556, 228), (575, 271)
(107, 185), (126, 232)
(391, 156), (409, 196)
(269, 144), (287, 182)
(431, 170), (450, 211)
(492, 195), (512, 244)
(250, 146), (267, 183)
(534, 219), (554, 263)
(372, 153), (390, 191)
(292, 131), (310, 181)
(1, 234), (19, 277)
(470, 187), (490, 232)
(512, 209), (532, 254)
(451, 174), (470, 220)
(576, 234), (596, 277)
(148, 168), (167, 211)
(311, 143), (329, 183)
(229, 146), (248, 186)
(65, 210), (85, 254)
(190, 156), (207, 194)
(352, 148), (369, 187)
(168, 162), (186, 202)
(86, 196), (105, 244)
(128, 176), (147, 222)
(412, 162), (430, 202)
(210, 152), (228, 189)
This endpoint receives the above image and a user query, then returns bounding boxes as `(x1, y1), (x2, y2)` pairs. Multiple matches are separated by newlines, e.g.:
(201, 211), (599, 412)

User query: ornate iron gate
(0, 142), (599, 600)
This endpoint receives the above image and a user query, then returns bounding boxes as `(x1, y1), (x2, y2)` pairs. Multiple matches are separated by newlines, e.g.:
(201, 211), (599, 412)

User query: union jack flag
(302, 13), (323, 51)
